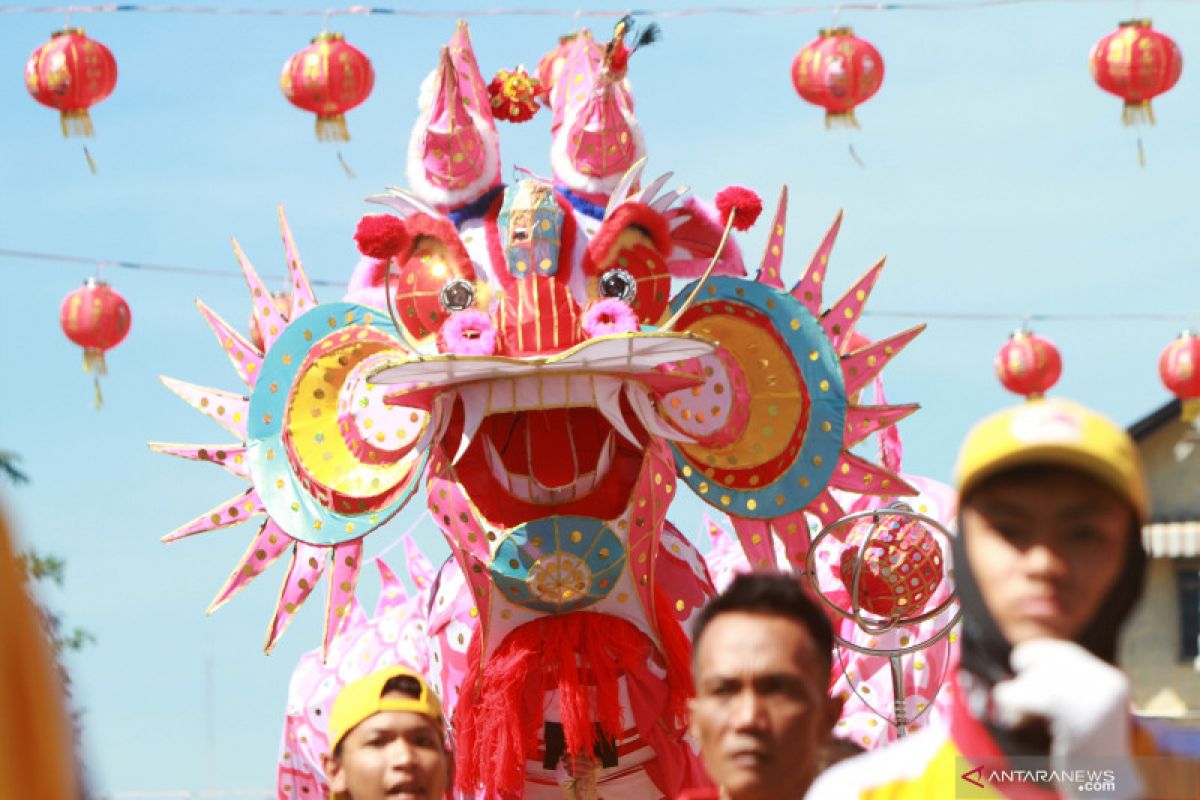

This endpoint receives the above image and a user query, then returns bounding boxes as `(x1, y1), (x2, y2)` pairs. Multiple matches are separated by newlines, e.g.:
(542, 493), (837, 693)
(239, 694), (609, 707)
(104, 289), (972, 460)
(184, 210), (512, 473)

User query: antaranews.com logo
(955, 755), (1197, 799)
(959, 763), (1116, 794)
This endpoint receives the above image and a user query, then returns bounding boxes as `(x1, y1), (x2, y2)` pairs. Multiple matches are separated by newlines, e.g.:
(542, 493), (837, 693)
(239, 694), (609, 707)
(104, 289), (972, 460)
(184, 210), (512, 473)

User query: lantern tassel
(1182, 399), (1200, 424)
(1136, 137), (1146, 169)
(825, 109), (860, 130)
(83, 146), (98, 175)
(82, 348), (108, 376)
(60, 109), (95, 139)
(315, 114), (350, 142)
(83, 349), (107, 410)
(848, 143), (865, 168)
(1122, 100), (1155, 127)
(337, 151), (356, 179)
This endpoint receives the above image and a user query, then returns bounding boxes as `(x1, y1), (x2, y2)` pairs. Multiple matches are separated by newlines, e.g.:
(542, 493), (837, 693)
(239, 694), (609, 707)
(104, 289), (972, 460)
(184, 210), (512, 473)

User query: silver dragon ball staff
(804, 502), (962, 738)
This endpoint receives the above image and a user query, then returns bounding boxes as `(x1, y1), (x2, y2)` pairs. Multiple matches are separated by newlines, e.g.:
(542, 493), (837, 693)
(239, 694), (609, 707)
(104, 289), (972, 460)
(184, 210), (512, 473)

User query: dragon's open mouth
(430, 374), (684, 525)
(371, 333), (714, 525)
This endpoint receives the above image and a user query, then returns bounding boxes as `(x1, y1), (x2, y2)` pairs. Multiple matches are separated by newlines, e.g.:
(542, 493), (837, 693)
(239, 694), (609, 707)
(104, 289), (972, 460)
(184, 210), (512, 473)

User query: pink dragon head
(157, 19), (928, 799)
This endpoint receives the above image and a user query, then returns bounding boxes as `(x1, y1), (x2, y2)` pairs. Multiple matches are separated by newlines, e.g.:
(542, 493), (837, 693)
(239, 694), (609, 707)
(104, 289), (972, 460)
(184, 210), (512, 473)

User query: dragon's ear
(661, 197), (748, 280)
(583, 201), (673, 324)
(653, 193), (922, 548)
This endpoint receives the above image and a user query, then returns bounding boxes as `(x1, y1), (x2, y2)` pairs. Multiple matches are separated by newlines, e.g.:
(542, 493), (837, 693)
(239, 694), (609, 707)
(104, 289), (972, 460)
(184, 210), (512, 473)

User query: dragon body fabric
(155, 22), (926, 799)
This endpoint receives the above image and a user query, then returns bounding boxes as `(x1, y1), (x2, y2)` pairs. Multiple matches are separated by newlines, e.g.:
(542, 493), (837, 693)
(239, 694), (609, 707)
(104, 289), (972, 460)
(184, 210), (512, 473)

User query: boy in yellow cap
(322, 666), (452, 800)
(809, 397), (1199, 799)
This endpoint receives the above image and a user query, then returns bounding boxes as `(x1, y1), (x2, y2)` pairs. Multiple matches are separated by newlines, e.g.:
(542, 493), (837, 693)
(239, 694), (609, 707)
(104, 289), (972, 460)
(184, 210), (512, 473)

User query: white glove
(992, 639), (1143, 800)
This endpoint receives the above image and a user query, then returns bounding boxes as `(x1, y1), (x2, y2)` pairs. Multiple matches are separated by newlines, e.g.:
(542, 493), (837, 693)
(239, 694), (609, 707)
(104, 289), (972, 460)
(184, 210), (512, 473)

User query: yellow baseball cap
(327, 666), (444, 752)
(954, 397), (1149, 522)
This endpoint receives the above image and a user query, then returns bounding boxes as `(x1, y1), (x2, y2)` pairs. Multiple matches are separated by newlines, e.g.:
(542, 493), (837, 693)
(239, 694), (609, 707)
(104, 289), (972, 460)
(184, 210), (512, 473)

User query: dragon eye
(599, 268), (636, 303)
(439, 279), (476, 312)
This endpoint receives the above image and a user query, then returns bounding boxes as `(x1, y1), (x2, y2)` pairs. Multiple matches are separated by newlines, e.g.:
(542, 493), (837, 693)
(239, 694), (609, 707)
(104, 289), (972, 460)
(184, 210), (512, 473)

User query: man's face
(689, 612), (841, 800)
(324, 707), (450, 800)
(962, 469), (1132, 646)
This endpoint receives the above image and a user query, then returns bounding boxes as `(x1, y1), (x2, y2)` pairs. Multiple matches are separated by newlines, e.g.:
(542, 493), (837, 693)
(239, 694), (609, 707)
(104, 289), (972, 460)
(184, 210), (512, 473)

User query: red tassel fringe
(454, 611), (692, 797)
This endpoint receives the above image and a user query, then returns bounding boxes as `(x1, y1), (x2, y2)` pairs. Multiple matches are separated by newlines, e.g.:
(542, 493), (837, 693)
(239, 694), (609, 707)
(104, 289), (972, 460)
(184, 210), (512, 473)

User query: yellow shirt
(0, 509), (79, 800)
(807, 680), (1199, 800)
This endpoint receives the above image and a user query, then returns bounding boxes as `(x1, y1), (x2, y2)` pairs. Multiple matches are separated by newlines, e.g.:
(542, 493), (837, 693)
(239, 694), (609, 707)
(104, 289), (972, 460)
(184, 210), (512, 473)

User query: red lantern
(25, 28), (118, 138)
(60, 278), (131, 407)
(1159, 331), (1200, 420)
(839, 515), (944, 619)
(1090, 20), (1182, 125)
(791, 27), (884, 128)
(281, 32), (374, 142)
(995, 329), (1062, 398)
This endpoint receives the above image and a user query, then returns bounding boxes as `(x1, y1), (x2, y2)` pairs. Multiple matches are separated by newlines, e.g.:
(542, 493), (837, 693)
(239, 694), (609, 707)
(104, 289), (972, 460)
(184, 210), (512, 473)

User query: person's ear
(324, 752), (347, 794)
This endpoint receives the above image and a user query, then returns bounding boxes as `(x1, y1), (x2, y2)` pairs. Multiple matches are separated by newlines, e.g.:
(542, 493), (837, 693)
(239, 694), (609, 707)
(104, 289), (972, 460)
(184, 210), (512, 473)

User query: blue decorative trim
(448, 184), (505, 227)
(558, 186), (607, 221)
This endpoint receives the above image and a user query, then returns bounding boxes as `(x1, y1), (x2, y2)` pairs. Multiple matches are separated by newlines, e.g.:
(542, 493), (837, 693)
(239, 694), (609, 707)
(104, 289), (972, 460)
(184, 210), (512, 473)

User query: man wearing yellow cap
(809, 397), (1199, 799)
(322, 666), (452, 800)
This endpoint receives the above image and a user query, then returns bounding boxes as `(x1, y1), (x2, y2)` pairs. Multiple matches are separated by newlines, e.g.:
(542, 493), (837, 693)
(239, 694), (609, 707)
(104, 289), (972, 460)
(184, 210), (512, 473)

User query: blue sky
(2, 0), (1199, 795)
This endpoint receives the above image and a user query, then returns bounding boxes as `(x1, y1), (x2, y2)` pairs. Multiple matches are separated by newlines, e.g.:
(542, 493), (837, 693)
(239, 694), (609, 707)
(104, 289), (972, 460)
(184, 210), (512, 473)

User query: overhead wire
(3, 247), (1194, 324)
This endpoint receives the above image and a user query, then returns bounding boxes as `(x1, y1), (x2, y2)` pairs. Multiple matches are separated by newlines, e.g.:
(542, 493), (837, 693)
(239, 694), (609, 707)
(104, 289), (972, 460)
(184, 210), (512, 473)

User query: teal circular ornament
(491, 516), (627, 613)
(247, 302), (429, 546)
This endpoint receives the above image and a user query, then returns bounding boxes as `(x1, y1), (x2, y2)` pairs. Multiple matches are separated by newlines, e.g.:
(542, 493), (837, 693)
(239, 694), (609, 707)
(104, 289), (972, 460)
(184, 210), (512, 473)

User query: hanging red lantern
(60, 278), (131, 407)
(791, 27), (884, 128)
(281, 32), (374, 142)
(1159, 331), (1200, 420)
(995, 329), (1062, 398)
(1090, 20), (1182, 125)
(25, 28), (118, 138)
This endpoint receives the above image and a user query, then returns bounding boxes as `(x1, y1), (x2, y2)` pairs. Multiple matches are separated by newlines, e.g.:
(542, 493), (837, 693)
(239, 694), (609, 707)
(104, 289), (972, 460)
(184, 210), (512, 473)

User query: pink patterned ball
(838, 516), (943, 618)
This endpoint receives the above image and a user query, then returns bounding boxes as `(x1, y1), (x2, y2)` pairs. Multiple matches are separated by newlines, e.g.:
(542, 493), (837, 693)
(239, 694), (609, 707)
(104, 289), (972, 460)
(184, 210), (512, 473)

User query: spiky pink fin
(232, 238), (290, 353)
(322, 539), (365, 660)
(447, 20), (495, 133)
(162, 488), (264, 543)
(770, 510), (813, 571)
(195, 299), (263, 388)
(730, 515), (778, 571)
(375, 558), (409, 616)
(206, 519), (293, 614)
(821, 257), (885, 351)
(791, 211), (843, 314)
(755, 187), (789, 289)
(829, 451), (918, 497)
(147, 442), (250, 480)
(806, 488), (845, 530)
(160, 377), (249, 438)
(843, 404), (920, 449)
(704, 514), (731, 548)
(402, 534), (436, 595)
(264, 541), (328, 653)
(840, 324), (925, 397)
(278, 206), (317, 317)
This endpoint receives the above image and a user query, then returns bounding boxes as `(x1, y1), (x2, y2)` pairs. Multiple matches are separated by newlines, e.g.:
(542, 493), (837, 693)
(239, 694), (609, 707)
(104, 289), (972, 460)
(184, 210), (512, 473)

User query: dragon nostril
(438, 308), (497, 356)
(583, 297), (639, 338)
